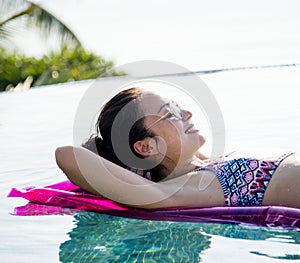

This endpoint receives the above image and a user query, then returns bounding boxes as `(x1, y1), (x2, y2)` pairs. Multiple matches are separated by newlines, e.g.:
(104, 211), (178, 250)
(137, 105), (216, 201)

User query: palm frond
(0, 0), (81, 46)
(0, 0), (29, 20)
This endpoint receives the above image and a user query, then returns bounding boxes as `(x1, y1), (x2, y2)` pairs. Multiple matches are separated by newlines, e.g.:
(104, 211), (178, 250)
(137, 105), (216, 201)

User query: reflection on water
(60, 213), (210, 262)
(60, 212), (300, 263)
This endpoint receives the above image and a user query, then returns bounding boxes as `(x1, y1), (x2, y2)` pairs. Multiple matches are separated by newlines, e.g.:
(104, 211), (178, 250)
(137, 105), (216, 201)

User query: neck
(160, 155), (199, 180)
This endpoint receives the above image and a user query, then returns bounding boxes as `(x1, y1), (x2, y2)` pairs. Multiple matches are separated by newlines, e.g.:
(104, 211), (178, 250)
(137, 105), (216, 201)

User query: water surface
(1, 67), (300, 262)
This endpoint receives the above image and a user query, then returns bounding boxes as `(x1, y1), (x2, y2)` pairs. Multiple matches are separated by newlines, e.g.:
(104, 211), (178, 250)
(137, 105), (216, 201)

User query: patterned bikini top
(194, 152), (294, 206)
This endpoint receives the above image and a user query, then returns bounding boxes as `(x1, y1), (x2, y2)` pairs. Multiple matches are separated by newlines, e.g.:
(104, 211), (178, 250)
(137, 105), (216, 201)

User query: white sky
(13, 0), (300, 72)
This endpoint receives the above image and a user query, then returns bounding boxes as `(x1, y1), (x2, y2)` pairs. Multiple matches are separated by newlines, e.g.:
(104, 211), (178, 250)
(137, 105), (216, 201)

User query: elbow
(55, 146), (75, 172)
(55, 146), (103, 195)
(55, 147), (63, 168)
(55, 146), (82, 185)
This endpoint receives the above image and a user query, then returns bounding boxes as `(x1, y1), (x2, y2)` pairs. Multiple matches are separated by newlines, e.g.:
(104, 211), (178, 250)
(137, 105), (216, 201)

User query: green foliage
(0, 46), (126, 91)
(0, 0), (81, 46)
(0, 1), (126, 92)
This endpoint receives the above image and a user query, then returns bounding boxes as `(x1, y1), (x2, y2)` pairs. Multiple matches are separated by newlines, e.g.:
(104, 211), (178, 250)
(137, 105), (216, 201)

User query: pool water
(59, 213), (300, 262)
(1, 66), (300, 262)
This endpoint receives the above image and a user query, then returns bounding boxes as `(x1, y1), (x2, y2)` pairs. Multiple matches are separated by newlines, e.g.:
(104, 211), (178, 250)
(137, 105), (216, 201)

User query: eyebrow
(157, 102), (170, 114)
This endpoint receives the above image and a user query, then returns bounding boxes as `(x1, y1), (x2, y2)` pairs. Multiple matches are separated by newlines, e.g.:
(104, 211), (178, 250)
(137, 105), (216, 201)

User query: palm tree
(0, 0), (81, 47)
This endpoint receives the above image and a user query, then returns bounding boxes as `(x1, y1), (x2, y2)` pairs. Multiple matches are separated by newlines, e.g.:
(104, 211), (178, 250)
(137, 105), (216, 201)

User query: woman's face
(139, 92), (205, 161)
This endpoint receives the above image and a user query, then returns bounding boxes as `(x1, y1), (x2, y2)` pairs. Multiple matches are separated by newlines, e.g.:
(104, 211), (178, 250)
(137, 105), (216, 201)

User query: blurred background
(1, 0), (300, 91)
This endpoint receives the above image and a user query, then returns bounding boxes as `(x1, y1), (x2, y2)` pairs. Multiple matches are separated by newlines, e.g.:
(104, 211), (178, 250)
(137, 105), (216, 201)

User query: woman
(55, 87), (300, 209)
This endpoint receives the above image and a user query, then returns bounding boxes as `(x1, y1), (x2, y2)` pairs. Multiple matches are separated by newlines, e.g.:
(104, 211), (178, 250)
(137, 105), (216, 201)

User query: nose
(182, 109), (192, 121)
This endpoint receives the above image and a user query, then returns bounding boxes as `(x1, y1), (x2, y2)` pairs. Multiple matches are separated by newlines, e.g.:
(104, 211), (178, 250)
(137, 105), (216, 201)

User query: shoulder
(210, 148), (295, 162)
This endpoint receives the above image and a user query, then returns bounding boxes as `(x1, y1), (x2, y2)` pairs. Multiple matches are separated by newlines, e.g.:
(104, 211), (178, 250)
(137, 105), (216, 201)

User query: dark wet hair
(82, 87), (164, 182)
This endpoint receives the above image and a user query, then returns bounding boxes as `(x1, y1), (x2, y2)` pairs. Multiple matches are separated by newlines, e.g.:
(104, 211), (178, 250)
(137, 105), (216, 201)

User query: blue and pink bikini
(195, 152), (294, 206)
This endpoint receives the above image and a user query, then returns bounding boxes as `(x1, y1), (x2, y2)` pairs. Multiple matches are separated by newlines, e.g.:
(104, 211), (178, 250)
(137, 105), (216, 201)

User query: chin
(187, 134), (205, 153)
(198, 134), (206, 148)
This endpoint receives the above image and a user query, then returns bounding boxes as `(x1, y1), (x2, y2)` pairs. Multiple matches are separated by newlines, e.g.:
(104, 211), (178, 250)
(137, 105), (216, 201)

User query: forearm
(55, 146), (174, 207)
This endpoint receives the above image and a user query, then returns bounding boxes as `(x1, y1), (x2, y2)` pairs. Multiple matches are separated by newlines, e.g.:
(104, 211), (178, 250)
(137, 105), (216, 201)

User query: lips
(185, 124), (197, 134)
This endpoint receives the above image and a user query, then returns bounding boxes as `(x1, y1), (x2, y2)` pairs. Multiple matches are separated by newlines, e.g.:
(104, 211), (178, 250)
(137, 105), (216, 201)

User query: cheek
(152, 122), (184, 153)
(166, 124), (181, 141)
(157, 126), (181, 150)
(167, 130), (183, 154)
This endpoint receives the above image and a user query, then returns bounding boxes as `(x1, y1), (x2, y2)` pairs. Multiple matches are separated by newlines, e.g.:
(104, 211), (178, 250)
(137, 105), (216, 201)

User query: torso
(262, 153), (300, 208)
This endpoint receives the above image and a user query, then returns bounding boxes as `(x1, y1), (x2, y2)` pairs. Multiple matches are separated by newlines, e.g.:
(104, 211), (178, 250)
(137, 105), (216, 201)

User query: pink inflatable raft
(8, 180), (300, 229)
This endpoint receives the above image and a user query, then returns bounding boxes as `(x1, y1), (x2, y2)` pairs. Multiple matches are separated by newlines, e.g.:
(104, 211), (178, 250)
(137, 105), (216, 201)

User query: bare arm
(55, 146), (99, 195)
(55, 146), (224, 209)
(55, 146), (175, 207)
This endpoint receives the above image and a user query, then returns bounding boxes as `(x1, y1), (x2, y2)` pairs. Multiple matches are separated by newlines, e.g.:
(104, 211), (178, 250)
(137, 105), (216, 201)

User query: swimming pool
(1, 66), (300, 262)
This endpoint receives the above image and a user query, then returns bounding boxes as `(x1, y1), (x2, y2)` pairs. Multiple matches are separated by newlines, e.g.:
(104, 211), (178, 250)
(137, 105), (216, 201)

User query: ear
(133, 138), (157, 157)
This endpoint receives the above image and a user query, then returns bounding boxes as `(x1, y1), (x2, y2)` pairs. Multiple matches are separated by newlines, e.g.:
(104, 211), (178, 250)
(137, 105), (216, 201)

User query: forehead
(139, 92), (170, 114)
